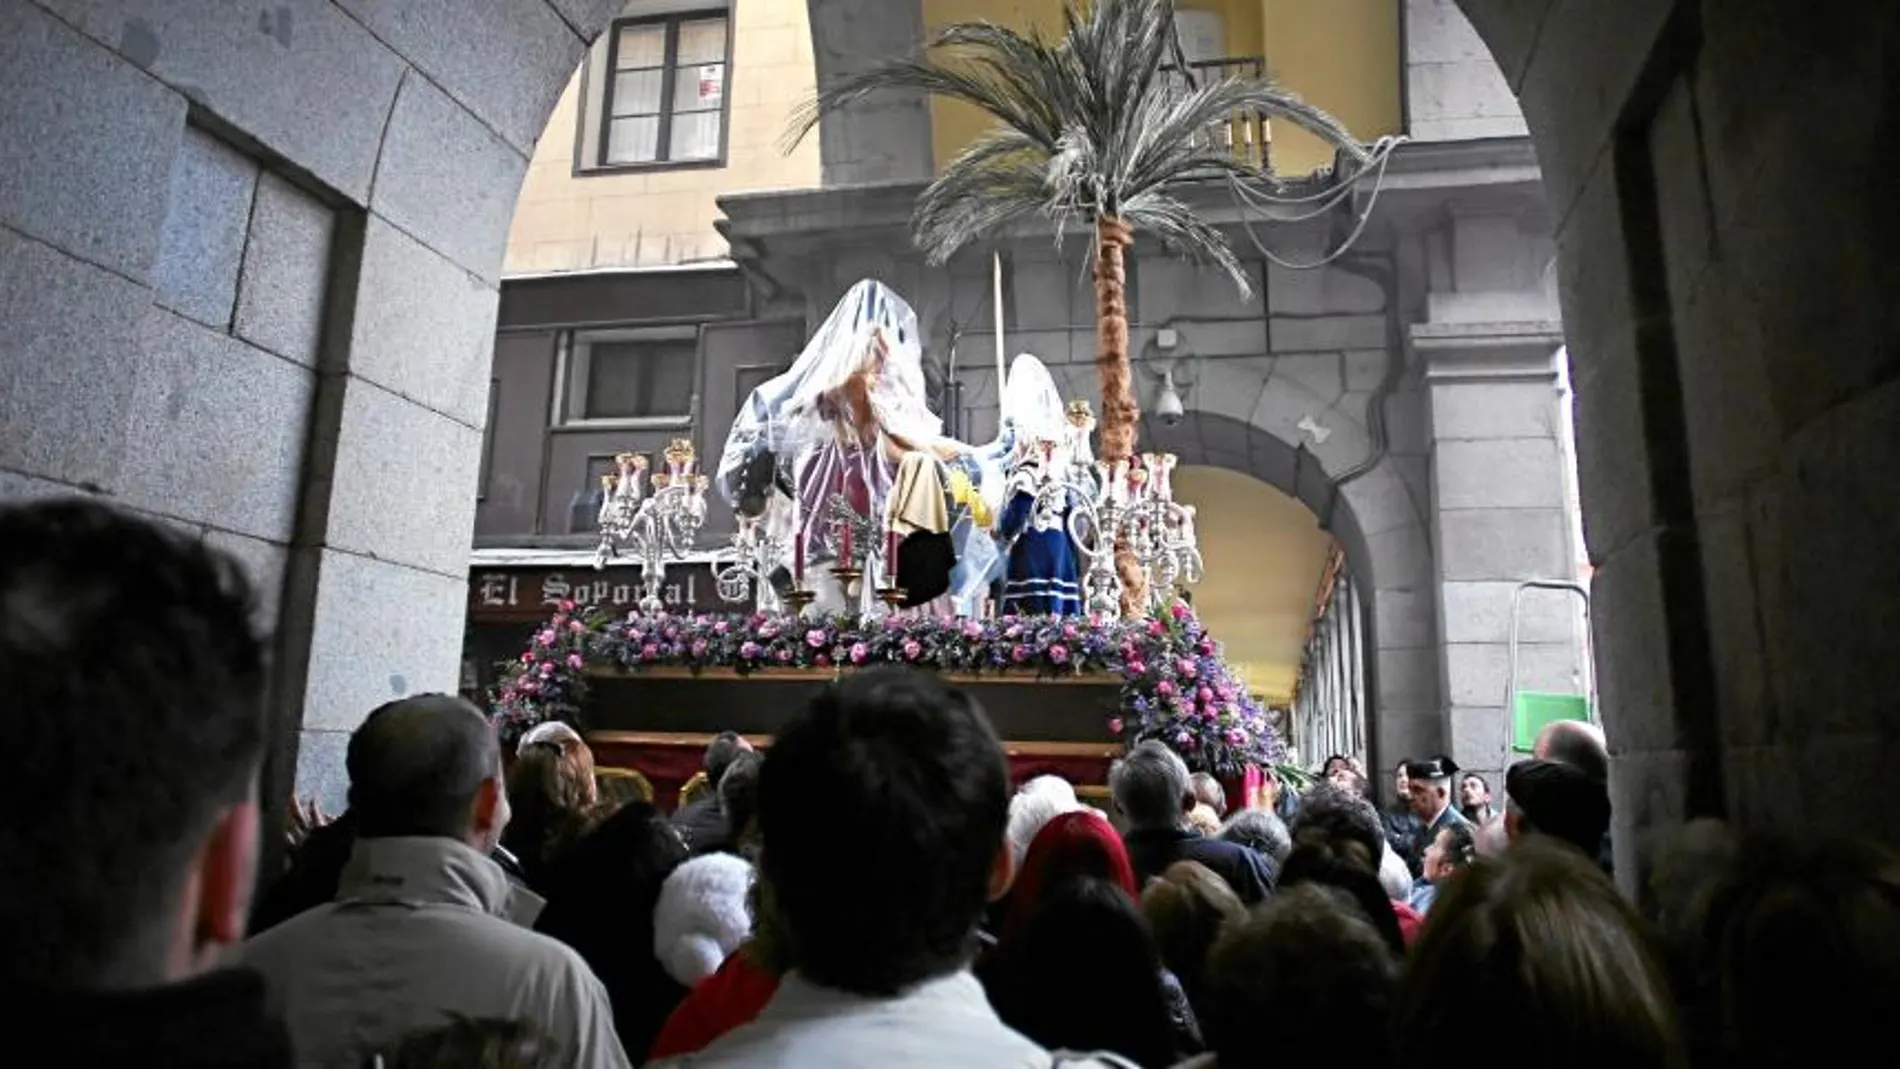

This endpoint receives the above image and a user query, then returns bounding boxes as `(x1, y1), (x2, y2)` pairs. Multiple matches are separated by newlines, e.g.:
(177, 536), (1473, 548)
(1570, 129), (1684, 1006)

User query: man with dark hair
(1504, 758), (1613, 860)
(1382, 758), (1425, 877)
(650, 667), (1118, 1067)
(1112, 741), (1275, 904)
(0, 499), (290, 1064)
(246, 695), (629, 1068)
(1196, 884), (1398, 1069)
(675, 730), (754, 854)
(715, 749), (764, 857)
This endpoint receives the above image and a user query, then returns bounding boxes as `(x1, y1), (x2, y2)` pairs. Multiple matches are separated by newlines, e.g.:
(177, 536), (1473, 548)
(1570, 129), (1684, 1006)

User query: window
(569, 454), (626, 534)
(580, 8), (731, 171)
(558, 328), (698, 425)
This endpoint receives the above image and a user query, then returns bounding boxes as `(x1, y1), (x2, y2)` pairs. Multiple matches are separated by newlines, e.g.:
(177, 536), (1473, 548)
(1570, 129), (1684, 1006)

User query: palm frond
(1119, 188), (1252, 297)
(783, 51), (1053, 156)
(911, 135), (1053, 263)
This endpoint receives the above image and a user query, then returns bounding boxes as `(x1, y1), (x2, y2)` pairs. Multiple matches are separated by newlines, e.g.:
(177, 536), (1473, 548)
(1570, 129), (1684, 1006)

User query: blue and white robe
(996, 461), (1082, 616)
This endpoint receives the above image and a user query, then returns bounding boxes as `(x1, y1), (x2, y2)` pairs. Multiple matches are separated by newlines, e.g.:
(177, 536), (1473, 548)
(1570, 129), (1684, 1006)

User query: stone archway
(1141, 407), (1442, 780)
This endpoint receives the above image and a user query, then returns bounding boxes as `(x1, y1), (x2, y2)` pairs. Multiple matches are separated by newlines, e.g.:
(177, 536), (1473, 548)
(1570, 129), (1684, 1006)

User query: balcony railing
(1163, 56), (1274, 171)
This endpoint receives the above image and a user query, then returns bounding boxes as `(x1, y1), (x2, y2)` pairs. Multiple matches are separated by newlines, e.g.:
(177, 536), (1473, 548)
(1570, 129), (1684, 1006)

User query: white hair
(1378, 840), (1415, 901)
(1007, 775), (1083, 865)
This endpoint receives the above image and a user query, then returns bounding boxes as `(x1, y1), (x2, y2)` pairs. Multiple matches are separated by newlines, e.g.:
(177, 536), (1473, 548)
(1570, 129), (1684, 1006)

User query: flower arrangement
(492, 600), (1284, 776)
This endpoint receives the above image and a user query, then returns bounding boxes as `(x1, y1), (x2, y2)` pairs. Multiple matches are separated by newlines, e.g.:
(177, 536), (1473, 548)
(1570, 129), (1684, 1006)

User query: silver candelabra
(593, 439), (710, 613)
(1061, 451), (1203, 619)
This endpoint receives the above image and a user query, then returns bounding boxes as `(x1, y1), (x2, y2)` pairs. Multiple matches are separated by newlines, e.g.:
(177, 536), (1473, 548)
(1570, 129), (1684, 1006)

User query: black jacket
(0, 968), (292, 1068)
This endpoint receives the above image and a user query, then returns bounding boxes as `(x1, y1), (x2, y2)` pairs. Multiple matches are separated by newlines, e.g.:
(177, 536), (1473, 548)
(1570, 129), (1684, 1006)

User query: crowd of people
(5, 496), (1899, 1069)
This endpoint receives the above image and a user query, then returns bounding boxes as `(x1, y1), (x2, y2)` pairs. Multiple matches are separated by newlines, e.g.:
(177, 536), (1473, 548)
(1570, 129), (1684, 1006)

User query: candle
(793, 501), (806, 584)
(840, 516), (853, 565)
(887, 527), (899, 581)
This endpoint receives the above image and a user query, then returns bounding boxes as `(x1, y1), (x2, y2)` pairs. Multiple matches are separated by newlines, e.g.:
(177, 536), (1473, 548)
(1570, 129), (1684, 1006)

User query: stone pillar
(1413, 210), (1575, 791)
(806, 0), (934, 185)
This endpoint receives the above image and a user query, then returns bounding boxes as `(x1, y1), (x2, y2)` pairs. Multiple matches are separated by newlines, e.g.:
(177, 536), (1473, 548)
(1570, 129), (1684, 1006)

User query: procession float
(491, 280), (1282, 806)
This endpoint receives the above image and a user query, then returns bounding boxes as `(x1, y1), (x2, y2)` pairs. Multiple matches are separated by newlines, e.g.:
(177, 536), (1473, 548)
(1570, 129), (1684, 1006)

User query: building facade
(471, 0), (1587, 797)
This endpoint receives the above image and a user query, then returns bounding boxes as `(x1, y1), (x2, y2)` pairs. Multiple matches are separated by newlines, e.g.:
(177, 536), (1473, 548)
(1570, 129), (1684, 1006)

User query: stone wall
(0, 0), (621, 814)
(1457, 0), (1900, 885)
(1404, 0), (1527, 141)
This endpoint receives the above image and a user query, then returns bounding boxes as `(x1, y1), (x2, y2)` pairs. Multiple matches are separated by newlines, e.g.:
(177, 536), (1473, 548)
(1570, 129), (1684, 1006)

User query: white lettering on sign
(541, 574), (570, 605)
(477, 574), (518, 608)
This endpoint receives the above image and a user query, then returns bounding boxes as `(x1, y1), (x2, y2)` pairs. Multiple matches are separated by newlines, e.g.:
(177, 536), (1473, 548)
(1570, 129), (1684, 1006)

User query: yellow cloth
(948, 468), (993, 527)
(888, 450), (950, 537)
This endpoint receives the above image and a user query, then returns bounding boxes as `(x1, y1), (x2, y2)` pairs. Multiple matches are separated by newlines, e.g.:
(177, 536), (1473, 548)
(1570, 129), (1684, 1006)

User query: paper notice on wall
(697, 65), (724, 104)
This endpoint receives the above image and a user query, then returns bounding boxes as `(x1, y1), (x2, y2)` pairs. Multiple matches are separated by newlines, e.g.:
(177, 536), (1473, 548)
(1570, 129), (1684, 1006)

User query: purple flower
(740, 641), (762, 659)
(902, 639), (922, 661)
(1063, 624), (1079, 639)
(566, 654), (584, 670)
(1005, 624), (1023, 639)
(691, 639), (708, 657)
(849, 642), (868, 665)
(775, 648), (792, 662)
(1049, 643), (1070, 664)
(805, 629), (827, 649)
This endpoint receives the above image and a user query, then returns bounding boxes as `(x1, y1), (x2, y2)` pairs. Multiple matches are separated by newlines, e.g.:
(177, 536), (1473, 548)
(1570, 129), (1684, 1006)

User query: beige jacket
(245, 836), (630, 1069)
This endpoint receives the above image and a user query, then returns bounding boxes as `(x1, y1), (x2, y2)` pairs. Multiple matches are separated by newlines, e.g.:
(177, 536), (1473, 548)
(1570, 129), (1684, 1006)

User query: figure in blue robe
(996, 454), (1082, 616)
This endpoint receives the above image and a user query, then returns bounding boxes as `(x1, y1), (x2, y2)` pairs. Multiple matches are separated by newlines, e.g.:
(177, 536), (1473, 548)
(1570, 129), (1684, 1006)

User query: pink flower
(538, 662), (554, 677)
(566, 654), (584, 669)
(963, 621), (984, 640)
(1010, 644), (1029, 663)
(1063, 624), (1079, 639)
(1049, 644), (1070, 664)
(1170, 601), (1191, 622)
(521, 651), (537, 664)
(1226, 729), (1247, 746)
(1177, 658), (1198, 679)
(559, 599), (576, 613)
(1198, 638), (1216, 655)
(758, 622), (780, 639)
(1197, 686), (1214, 704)
(849, 642), (868, 664)
(902, 639), (922, 660)
(1107, 716), (1124, 735)
(713, 620), (730, 635)
(569, 620), (586, 633)
(775, 648), (792, 662)
(1005, 624), (1023, 639)
(691, 639), (708, 657)
(805, 629), (827, 649)
(1148, 620), (1165, 636)
(1156, 679), (1176, 699)
(740, 641), (762, 659)
(641, 642), (660, 659)
(536, 630), (555, 647)
(520, 680), (540, 694)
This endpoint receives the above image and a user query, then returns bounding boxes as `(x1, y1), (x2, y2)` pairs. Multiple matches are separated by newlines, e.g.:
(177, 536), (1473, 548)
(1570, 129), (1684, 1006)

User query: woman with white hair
(1007, 775), (1084, 867)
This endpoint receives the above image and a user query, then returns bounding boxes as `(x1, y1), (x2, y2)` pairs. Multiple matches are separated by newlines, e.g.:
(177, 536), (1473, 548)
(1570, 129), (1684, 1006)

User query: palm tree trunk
(1093, 214), (1148, 617)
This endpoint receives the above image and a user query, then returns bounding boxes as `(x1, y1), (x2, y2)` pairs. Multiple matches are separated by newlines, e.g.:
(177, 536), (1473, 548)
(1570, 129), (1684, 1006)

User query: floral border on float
(491, 601), (1284, 777)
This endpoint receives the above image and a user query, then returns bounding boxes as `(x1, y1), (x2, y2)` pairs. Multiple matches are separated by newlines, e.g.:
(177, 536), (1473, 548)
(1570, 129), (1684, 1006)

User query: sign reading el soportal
(468, 564), (727, 622)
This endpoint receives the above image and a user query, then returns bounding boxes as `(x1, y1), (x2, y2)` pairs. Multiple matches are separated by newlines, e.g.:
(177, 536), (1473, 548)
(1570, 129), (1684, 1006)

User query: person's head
(507, 727), (599, 841)
(0, 499), (268, 987)
(1403, 755), (1457, 821)
(1187, 802), (1222, 837)
(1278, 840), (1406, 957)
(1140, 860), (1246, 999)
(1392, 759), (1412, 803)
(1459, 772), (1492, 811)
(377, 1016), (562, 1069)
(1664, 831), (1900, 1069)
(1533, 719), (1609, 782)
(1423, 822), (1476, 883)
(351, 694), (509, 853)
(1200, 883), (1398, 1069)
(1189, 771), (1227, 817)
(756, 667), (1011, 995)
(1322, 754), (1354, 778)
(1219, 807), (1291, 864)
(1006, 774), (1083, 867)
(991, 876), (1178, 1069)
(1504, 758), (1612, 856)
(1328, 765), (1370, 798)
(1109, 740), (1193, 832)
(1290, 780), (1385, 868)
(717, 749), (764, 854)
(704, 730), (754, 788)
(1004, 809), (1136, 944)
(1393, 839), (1684, 1069)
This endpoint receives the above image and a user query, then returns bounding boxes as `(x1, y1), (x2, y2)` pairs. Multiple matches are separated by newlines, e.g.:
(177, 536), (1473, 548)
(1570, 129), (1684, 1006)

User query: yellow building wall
(921, 0), (1400, 178)
(504, 0), (823, 275)
(1172, 466), (1335, 704)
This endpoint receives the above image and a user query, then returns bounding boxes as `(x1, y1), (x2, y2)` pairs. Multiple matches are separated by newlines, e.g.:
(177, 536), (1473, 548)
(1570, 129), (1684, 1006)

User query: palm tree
(788, 0), (1371, 614)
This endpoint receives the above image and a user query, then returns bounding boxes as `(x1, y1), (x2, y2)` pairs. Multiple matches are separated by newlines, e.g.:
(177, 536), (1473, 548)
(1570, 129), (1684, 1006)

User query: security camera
(1156, 371), (1186, 426)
